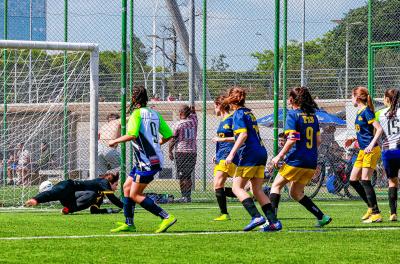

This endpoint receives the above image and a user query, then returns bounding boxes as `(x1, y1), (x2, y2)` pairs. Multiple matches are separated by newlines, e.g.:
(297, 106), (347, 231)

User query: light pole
(151, 0), (160, 96)
(147, 34), (172, 100)
(332, 20), (363, 99)
(301, 0), (305, 87)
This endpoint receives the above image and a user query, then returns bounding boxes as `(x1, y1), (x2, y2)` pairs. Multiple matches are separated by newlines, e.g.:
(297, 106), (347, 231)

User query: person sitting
(16, 143), (32, 186)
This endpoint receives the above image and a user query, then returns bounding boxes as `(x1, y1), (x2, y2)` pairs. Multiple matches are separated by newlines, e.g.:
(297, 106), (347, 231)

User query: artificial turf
(0, 201), (399, 263)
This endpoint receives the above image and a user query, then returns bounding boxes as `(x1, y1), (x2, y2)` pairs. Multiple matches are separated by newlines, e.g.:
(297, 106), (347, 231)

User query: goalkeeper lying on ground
(25, 170), (122, 214)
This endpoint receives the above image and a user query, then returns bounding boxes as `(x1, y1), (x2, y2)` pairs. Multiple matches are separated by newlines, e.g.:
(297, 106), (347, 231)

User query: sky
(25, 0), (370, 71)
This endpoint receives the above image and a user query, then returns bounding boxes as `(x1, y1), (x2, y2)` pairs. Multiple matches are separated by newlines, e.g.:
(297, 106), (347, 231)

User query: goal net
(0, 40), (99, 207)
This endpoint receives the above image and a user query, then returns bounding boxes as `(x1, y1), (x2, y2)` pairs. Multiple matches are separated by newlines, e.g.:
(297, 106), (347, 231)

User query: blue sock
(140, 197), (169, 219)
(123, 197), (136, 226)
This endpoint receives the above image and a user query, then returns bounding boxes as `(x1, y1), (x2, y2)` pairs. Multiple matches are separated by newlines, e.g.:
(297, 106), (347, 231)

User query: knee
(289, 188), (303, 201)
(129, 193), (141, 203)
(232, 185), (242, 196)
(389, 178), (399, 188)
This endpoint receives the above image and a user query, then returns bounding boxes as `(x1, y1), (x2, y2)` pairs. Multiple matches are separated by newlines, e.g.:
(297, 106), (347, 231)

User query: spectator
(167, 93), (176, 102)
(4, 153), (17, 185)
(37, 142), (51, 171)
(169, 105), (198, 202)
(98, 113), (121, 176)
(16, 143), (32, 185)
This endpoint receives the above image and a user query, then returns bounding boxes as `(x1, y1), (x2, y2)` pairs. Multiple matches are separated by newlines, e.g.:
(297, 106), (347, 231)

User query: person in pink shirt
(169, 105), (198, 202)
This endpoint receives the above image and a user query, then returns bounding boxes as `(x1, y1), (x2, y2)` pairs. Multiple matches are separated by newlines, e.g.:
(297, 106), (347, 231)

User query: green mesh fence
(1, 0), (399, 207)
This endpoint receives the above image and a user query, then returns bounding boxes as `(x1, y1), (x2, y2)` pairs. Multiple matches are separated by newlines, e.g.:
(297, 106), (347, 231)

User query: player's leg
(73, 191), (98, 213)
(350, 152), (371, 212)
(251, 177), (281, 232)
(383, 152), (399, 221)
(232, 176), (265, 231)
(111, 176), (136, 232)
(130, 174), (176, 233)
(214, 170), (230, 220)
(270, 174), (290, 216)
(388, 177), (398, 221)
(361, 167), (382, 223)
(290, 182), (331, 227)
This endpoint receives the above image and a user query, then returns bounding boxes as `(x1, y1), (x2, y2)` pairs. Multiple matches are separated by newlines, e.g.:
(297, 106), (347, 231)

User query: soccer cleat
(214, 214), (231, 221)
(389, 214), (398, 222)
(243, 216), (266, 232)
(260, 220), (282, 232)
(363, 213), (383, 223)
(61, 207), (70, 215)
(361, 208), (373, 221)
(110, 223), (137, 233)
(155, 215), (177, 233)
(316, 215), (332, 228)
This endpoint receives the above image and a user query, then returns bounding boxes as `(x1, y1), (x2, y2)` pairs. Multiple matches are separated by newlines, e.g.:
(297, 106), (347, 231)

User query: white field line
(0, 203), (365, 214)
(2, 227), (400, 241)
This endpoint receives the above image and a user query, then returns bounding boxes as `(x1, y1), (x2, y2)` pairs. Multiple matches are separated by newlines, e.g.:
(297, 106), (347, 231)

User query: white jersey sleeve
(377, 107), (400, 150)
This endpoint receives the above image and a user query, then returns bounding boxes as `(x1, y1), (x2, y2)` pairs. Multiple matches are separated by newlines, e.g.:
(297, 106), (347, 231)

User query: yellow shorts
(354, 146), (381, 169)
(234, 165), (265, 179)
(279, 164), (316, 185)
(214, 160), (236, 177)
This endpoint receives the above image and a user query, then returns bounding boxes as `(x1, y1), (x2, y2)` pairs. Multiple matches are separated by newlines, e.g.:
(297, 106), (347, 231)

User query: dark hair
(353, 86), (374, 112)
(100, 171), (119, 184)
(214, 95), (230, 113)
(224, 87), (246, 107)
(107, 113), (120, 120)
(179, 105), (192, 118)
(278, 132), (285, 138)
(289, 87), (319, 114)
(385, 88), (400, 119)
(128, 86), (148, 112)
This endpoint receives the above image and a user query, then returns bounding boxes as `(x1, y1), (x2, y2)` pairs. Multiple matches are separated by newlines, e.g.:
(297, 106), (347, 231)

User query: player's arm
(213, 135), (235, 143)
(271, 111), (297, 167)
(226, 111), (247, 165)
(226, 132), (247, 165)
(158, 113), (173, 145)
(364, 109), (383, 153)
(109, 110), (140, 147)
(105, 193), (123, 208)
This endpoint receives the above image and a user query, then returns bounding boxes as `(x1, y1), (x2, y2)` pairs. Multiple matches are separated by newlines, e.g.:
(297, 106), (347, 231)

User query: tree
(210, 54), (229, 72)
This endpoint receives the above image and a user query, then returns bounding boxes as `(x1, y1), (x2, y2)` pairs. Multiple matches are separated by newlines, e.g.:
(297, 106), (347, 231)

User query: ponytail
(367, 95), (375, 113)
(289, 87), (319, 115)
(385, 88), (400, 119)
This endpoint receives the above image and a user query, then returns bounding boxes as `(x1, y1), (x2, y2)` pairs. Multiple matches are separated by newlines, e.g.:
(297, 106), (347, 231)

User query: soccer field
(0, 201), (399, 264)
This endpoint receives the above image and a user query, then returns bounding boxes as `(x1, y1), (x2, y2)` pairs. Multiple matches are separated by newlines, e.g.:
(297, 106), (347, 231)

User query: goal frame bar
(0, 40), (99, 179)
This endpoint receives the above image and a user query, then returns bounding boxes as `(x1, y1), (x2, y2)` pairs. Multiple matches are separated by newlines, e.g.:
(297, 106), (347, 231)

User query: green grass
(0, 201), (399, 263)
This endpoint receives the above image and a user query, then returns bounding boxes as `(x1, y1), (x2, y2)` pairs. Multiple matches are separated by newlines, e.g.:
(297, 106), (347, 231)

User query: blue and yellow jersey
(215, 114), (234, 163)
(284, 109), (320, 169)
(232, 107), (267, 166)
(355, 106), (376, 150)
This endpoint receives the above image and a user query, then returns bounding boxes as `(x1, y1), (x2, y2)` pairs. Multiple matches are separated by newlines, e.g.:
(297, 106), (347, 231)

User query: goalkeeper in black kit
(25, 171), (123, 214)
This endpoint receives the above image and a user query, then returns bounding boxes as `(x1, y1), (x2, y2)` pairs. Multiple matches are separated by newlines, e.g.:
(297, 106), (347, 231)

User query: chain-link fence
(1, 0), (399, 207)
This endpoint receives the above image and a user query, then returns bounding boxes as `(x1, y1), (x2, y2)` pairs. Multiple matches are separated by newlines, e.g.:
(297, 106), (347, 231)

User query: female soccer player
(212, 95), (236, 221)
(25, 171), (120, 214)
(375, 88), (400, 221)
(345, 86), (383, 223)
(225, 87), (282, 232)
(109, 86), (176, 233)
(270, 87), (331, 227)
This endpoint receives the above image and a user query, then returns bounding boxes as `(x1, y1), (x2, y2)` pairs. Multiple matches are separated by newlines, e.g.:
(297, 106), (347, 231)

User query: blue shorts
(382, 149), (400, 179)
(129, 167), (161, 184)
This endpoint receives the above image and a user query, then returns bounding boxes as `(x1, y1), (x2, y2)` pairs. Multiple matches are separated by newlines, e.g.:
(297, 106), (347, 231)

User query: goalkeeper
(25, 171), (122, 214)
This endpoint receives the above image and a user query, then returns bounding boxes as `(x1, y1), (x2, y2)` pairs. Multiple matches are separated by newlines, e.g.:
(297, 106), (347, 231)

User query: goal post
(0, 40), (99, 207)
(369, 41), (400, 98)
